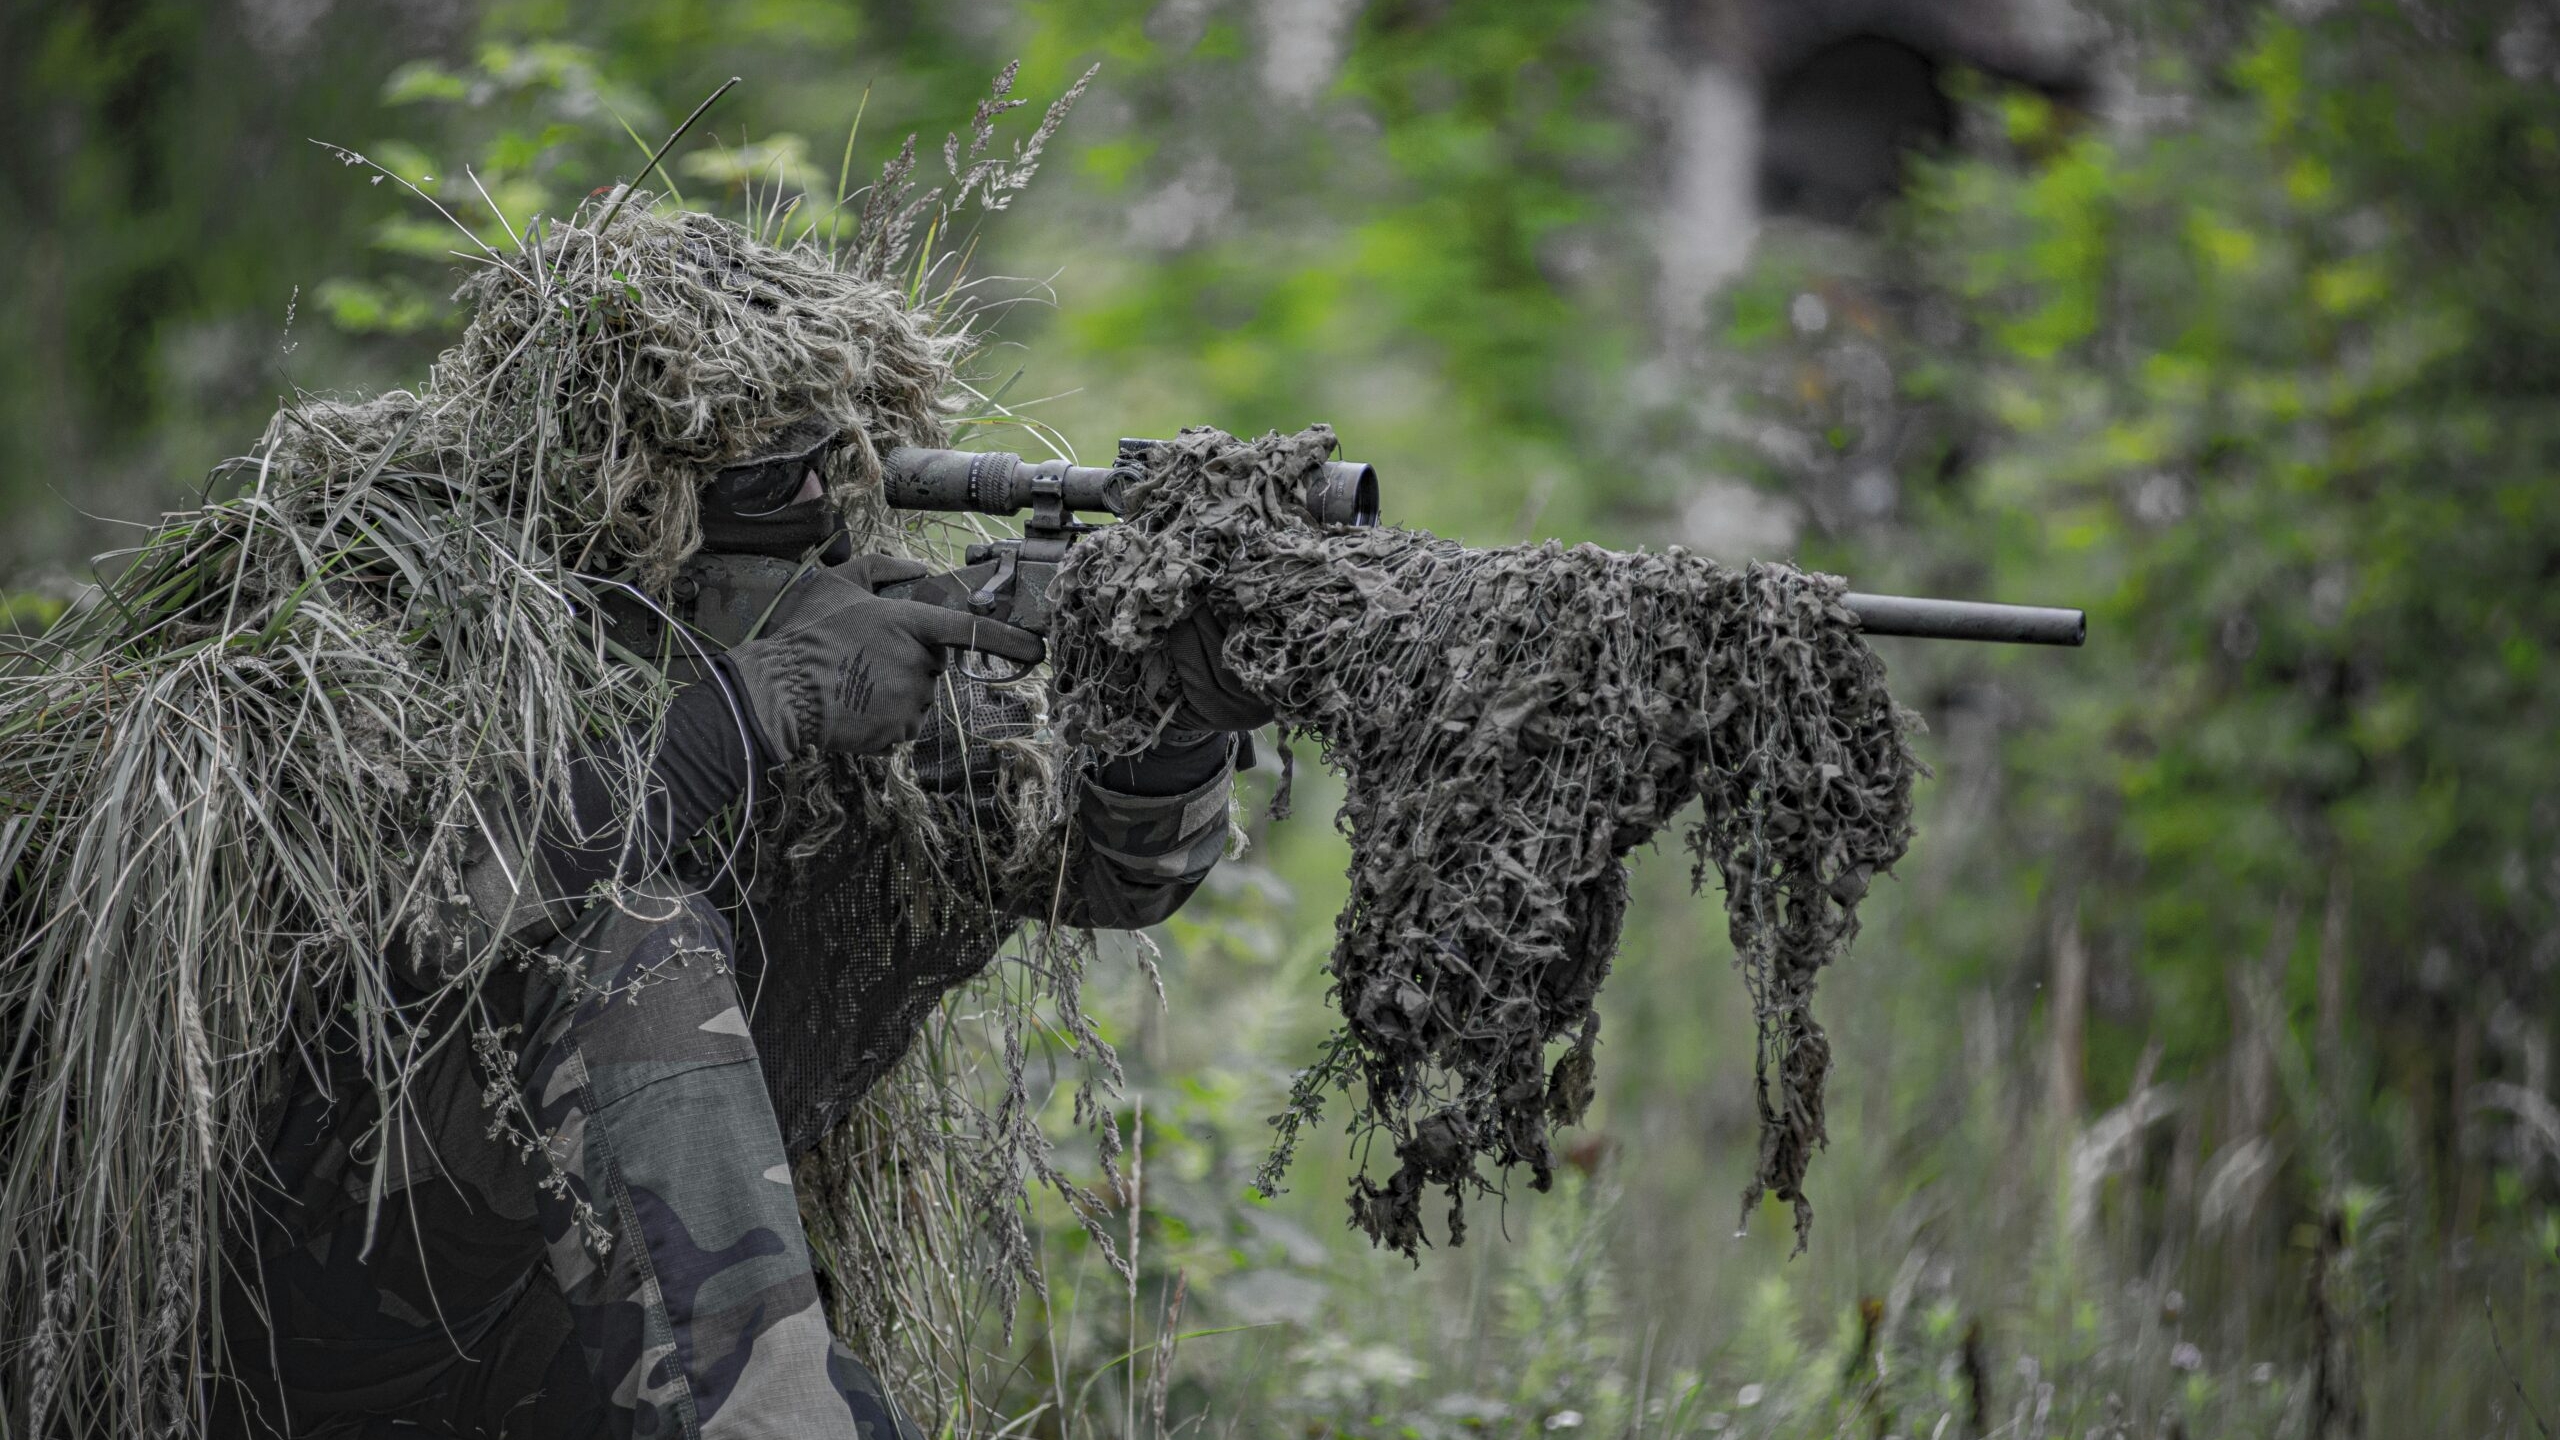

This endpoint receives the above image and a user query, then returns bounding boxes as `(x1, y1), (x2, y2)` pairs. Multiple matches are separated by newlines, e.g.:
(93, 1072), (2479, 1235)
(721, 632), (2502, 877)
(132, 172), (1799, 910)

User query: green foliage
(314, 42), (666, 334)
(1703, 4), (2560, 1430)
(1891, 4), (2560, 1123)
(0, 0), (447, 568)
(8, 0), (2560, 1434)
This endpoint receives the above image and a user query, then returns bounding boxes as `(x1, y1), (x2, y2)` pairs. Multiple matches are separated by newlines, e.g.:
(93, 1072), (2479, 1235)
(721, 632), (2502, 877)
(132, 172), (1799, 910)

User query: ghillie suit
(0, 71), (1129, 1436)
(1052, 426), (1922, 1255)
(3, 90), (1916, 1440)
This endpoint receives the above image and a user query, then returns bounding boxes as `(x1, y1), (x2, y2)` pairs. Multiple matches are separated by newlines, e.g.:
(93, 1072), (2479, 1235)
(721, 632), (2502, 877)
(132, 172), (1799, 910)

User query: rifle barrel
(1843, 593), (2086, 646)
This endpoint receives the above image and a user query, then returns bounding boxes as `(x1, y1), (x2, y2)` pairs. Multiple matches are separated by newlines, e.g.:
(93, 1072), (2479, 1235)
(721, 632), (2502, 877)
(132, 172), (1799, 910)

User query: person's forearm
(1046, 733), (1237, 930)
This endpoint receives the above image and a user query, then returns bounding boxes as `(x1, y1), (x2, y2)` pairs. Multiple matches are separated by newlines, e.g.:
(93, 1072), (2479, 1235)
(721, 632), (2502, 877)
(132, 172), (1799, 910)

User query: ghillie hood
(278, 203), (962, 589)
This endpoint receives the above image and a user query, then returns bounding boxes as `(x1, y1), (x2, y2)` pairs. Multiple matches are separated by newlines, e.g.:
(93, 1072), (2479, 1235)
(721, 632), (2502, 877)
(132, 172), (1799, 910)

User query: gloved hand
(723, 554), (1046, 762)
(1162, 606), (1276, 732)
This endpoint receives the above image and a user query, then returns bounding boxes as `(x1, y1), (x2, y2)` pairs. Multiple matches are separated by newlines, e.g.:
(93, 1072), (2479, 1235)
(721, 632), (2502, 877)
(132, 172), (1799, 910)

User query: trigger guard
(955, 649), (1041, 685)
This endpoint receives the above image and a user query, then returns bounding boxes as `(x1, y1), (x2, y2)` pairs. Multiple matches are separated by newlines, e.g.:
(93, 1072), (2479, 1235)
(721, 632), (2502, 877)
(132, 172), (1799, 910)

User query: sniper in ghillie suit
(0, 65), (2073, 1439)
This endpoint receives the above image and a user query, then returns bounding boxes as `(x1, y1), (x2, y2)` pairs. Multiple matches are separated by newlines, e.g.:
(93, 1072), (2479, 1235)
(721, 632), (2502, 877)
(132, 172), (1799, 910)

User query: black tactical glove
(1162, 606), (1277, 732)
(1083, 606), (1271, 798)
(724, 554), (1046, 762)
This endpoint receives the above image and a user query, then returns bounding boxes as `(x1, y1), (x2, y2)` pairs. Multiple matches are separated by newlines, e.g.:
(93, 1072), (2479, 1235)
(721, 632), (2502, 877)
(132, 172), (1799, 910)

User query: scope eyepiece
(1309, 458), (1380, 528)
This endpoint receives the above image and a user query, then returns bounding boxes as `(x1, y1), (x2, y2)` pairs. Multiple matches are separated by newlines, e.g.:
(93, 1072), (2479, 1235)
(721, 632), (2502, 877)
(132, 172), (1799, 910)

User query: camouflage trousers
(214, 883), (919, 1439)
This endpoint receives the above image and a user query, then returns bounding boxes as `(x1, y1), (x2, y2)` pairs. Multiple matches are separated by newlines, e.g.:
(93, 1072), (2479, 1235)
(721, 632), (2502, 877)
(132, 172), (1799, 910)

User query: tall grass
(894, 765), (2558, 1439)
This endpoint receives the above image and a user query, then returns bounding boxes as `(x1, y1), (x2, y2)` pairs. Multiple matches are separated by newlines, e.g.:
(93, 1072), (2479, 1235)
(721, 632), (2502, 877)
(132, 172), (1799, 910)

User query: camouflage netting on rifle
(1050, 425), (1922, 1255)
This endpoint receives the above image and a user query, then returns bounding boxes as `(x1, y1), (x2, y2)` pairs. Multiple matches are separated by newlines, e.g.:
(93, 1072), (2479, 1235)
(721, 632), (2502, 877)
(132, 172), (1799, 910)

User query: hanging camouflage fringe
(1050, 425), (1922, 1256)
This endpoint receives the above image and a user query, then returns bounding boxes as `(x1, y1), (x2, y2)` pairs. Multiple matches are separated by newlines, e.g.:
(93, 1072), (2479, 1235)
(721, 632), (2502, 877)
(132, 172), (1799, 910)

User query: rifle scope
(882, 443), (1381, 528)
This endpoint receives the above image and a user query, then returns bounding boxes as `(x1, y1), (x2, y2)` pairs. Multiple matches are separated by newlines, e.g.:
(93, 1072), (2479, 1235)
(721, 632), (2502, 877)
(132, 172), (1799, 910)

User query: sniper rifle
(871, 439), (2087, 651)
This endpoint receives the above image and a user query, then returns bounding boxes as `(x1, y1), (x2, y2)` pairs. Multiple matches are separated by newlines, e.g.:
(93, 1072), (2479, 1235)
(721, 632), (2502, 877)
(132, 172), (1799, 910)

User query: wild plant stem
(596, 77), (740, 237)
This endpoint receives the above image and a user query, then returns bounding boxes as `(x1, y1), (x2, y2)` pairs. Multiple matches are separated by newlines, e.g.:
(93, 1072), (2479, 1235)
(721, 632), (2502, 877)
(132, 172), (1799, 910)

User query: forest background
(5, 0), (2557, 1435)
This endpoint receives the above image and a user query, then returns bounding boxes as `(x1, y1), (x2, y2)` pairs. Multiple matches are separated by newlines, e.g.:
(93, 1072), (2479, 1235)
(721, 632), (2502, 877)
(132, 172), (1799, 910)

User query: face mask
(696, 497), (853, 562)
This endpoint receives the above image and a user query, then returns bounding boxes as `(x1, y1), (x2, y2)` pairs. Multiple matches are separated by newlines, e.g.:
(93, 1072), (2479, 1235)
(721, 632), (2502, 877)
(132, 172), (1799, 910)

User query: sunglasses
(701, 427), (838, 517)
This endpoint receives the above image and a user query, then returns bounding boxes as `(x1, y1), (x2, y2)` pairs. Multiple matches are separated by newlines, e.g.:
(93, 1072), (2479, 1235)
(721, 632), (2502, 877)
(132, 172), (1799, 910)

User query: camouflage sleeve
(1067, 748), (1235, 929)
(908, 675), (1236, 929)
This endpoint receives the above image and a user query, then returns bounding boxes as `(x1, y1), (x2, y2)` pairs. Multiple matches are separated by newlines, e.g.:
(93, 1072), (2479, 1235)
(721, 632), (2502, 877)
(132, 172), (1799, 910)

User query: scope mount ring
(1026, 468), (1070, 534)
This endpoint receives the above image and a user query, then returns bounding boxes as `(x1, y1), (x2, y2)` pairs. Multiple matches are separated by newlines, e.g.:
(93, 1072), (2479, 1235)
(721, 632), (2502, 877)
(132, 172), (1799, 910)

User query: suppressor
(1842, 593), (2086, 646)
